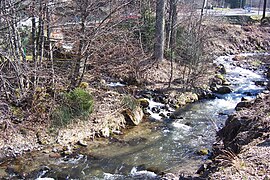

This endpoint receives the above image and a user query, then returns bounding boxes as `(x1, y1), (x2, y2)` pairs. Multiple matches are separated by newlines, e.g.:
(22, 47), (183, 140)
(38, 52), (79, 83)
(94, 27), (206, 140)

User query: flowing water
(1, 53), (268, 179)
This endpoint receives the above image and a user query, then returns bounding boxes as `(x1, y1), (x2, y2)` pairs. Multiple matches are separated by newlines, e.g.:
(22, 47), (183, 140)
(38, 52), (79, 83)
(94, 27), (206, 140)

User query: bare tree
(168, 0), (178, 87)
(154, 0), (166, 61)
(0, 0), (30, 105)
(166, 0), (178, 49)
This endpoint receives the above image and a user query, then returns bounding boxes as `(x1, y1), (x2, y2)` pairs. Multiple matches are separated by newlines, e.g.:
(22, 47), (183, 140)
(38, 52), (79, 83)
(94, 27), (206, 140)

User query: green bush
(52, 88), (94, 127)
(52, 106), (73, 127)
(65, 88), (94, 115)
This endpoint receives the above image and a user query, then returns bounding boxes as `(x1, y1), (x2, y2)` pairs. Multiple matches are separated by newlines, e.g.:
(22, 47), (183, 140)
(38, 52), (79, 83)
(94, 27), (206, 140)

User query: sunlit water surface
(3, 53), (268, 180)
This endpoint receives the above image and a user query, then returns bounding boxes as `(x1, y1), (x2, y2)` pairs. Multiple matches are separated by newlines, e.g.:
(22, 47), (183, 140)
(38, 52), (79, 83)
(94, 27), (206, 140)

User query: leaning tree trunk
(154, 0), (165, 61)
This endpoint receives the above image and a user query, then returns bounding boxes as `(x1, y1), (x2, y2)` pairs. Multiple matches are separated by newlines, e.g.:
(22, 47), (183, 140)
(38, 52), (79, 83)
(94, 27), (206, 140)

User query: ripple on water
(172, 122), (191, 131)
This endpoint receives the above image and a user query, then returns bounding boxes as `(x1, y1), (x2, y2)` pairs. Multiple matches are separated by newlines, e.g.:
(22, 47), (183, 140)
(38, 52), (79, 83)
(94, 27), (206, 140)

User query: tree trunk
(262, 0), (267, 21)
(168, 0), (177, 88)
(70, 9), (86, 89)
(166, 0), (177, 49)
(166, 1), (172, 49)
(154, 0), (165, 61)
(199, 0), (207, 32)
(32, 18), (37, 62)
(37, 0), (44, 64)
(46, 0), (54, 88)
(170, 0), (177, 48)
(38, 4), (45, 65)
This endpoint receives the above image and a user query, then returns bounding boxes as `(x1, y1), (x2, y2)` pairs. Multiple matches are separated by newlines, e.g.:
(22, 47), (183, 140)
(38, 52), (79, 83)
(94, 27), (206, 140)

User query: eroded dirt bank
(199, 56), (270, 179)
(203, 92), (270, 179)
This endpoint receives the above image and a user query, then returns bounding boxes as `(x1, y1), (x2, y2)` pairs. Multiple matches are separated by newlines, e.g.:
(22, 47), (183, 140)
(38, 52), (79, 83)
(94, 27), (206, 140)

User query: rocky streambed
(0, 53), (269, 179)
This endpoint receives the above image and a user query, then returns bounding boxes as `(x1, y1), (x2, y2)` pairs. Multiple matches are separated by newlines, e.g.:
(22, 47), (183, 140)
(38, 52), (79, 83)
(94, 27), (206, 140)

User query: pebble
(42, 149), (50, 154)
(52, 148), (58, 153)
(197, 149), (209, 156)
(49, 153), (61, 158)
(112, 130), (123, 135)
(77, 140), (88, 147)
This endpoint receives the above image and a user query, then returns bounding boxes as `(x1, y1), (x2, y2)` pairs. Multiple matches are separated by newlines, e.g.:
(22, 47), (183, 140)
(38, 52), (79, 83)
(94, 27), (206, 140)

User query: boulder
(235, 101), (252, 111)
(177, 100), (186, 107)
(139, 90), (154, 99)
(79, 82), (89, 89)
(153, 95), (168, 104)
(187, 92), (199, 102)
(210, 84), (218, 92)
(159, 113), (166, 118)
(211, 78), (222, 86)
(36, 131), (50, 145)
(169, 113), (177, 119)
(200, 90), (216, 99)
(222, 80), (231, 86)
(152, 107), (160, 113)
(216, 86), (232, 94)
(112, 130), (123, 135)
(267, 68), (270, 78)
(123, 106), (144, 126)
(215, 74), (225, 82)
(177, 92), (198, 106)
(100, 79), (106, 85)
(62, 145), (72, 155)
(197, 148), (209, 156)
(255, 81), (267, 86)
(196, 163), (208, 175)
(162, 173), (178, 180)
(49, 152), (62, 158)
(218, 115), (241, 143)
(256, 92), (269, 100)
(232, 55), (244, 61)
(137, 98), (149, 108)
(218, 64), (226, 74)
(100, 126), (110, 137)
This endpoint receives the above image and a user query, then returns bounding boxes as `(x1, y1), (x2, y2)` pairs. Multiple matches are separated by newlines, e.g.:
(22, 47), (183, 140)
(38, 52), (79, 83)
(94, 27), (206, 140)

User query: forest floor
(0, 19), (270, 178)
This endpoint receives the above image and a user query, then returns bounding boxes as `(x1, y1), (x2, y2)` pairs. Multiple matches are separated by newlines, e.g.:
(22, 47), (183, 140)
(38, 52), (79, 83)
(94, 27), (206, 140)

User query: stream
(1, 53), (268, 179)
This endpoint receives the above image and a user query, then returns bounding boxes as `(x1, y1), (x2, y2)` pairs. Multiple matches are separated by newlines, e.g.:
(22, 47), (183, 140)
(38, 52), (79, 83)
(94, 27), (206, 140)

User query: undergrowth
(51, 88), (94, 127)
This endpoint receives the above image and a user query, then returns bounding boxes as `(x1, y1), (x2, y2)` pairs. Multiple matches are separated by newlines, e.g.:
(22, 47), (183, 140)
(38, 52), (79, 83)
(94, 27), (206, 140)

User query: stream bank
(0, 52), (269, 179)
(202, 55), (270, 179)
(0, 22), (270, 179)
(1, 22), (270, 159)
(204, 92), (270, 179)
